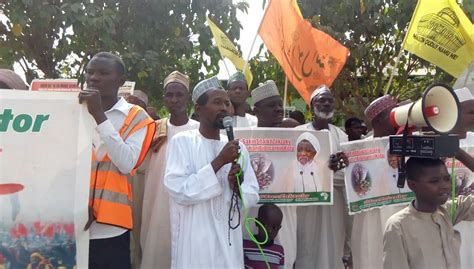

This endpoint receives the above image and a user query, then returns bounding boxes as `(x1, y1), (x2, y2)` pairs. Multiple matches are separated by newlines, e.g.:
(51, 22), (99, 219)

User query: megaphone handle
(397, 103), (416, 188)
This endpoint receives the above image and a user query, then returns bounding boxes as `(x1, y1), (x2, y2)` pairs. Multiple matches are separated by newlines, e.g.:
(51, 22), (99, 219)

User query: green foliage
(0, 0), (246, 108)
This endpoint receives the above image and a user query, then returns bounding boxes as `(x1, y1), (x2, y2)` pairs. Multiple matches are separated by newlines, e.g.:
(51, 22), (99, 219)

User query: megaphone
(389, 84), (460, 134)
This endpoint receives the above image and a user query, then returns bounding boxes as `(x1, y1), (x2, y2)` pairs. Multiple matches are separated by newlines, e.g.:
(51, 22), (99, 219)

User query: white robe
(164, 129), (259, 269)
(455, 132), (474, 269)
(233, 113), (258, 127)
(140, 119), (199, 269)
(293, 123), (350, 269)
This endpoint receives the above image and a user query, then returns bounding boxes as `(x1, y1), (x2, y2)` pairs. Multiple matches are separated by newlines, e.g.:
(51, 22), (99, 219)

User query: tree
(0, 0), (248, 109)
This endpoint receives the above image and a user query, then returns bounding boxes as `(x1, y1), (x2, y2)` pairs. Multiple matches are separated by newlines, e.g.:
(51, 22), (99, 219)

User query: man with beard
(295, 84), (351, 269)
(227, 72), (258, 127)
(140, 71), (199, 269)
(164, 76), (259, 268)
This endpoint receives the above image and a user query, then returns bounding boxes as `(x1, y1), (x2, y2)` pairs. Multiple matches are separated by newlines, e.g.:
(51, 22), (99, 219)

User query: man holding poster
(294, 85), (350, 268)
(79, 52), (155, 269)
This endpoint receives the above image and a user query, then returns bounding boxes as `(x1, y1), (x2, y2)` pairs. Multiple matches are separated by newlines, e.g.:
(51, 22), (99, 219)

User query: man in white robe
(140, 71), (199, 269)
(295, 85), (351, 269)
(351, 95), (402, 269)
(165, 76), (259, 268)
(227, 72), (258, 127)
(451, 87), (474, 268)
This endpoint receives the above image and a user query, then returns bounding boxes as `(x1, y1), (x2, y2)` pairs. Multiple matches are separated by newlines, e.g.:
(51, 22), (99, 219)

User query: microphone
(310, 171), (317, 191)
(300, 171), (305, 193)
(223, 116), (234, 141)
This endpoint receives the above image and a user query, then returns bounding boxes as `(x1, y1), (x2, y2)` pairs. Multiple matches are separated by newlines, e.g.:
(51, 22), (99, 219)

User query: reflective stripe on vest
(90, 105), (155, 229)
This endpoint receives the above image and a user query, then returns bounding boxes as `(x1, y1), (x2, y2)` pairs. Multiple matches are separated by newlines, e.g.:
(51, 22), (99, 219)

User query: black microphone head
(310, 172), (314, 176)
(300, 171), (303, 175)
(223, 116), (233, 128)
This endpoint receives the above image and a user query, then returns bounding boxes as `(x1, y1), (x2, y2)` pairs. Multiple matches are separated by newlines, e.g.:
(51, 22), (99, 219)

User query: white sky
(216, 0), (265, 79)
(8, 0), (266, 82)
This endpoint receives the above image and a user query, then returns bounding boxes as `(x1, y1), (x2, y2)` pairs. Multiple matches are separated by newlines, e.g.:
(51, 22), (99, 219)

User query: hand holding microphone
(211, 116), (240, 172)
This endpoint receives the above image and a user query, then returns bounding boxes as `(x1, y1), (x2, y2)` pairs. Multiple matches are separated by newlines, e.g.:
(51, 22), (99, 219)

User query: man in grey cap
(227, 71), (258, 127)
(164, 76), (259, 268)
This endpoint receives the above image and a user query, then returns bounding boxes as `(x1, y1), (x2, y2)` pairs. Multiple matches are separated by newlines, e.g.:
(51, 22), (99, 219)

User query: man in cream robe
(165, 77), (259, 268)
(351, 95), (403, 269)
(140, 71), (199, 269)
(295, 85), (350, 269)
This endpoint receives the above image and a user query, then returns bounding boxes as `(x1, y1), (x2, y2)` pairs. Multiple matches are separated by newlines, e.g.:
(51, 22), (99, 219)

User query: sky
(7, 0), (267, 82)
(216, 0), (266, 79)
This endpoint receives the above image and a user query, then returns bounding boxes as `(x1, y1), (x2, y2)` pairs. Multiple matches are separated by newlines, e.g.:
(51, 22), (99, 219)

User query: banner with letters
(235, 128), (333, 205)
(341, 137), (414, 214)
(0, 90), (92, 268)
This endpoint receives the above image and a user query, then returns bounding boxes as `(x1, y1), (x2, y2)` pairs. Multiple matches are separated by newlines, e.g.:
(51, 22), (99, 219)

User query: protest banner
(235, 128), (333, 205)
(0, 90), (93, 268)
(341, 137), (414, 214)
(445, 133), (474, 195)
(30, 79), (135, 97)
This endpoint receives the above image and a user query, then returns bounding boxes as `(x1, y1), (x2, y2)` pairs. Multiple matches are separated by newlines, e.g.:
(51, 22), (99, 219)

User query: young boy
(243, 204), (285, 269)
(383, 157), (474, 269)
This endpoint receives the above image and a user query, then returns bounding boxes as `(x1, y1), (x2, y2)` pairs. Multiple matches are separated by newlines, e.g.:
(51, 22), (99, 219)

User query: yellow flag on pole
(206, 17), (253, 86)
(403, 0), (474, 78)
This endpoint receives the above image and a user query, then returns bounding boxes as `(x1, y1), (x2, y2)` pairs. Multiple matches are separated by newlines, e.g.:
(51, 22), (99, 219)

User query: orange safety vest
(89, 105), (155, 229)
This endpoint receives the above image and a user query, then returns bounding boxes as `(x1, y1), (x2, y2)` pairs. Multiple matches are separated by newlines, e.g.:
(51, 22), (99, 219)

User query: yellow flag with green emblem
(206, 17), (253, 86)
(403, 0), (474, 78)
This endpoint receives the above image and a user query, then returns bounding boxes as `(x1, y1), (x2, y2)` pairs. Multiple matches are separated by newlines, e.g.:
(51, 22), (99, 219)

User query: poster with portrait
(234, 128), (333, 205)
(0, 90), (92, 268)
(446, 133), (474, 196)
(341, 137), (414, 214)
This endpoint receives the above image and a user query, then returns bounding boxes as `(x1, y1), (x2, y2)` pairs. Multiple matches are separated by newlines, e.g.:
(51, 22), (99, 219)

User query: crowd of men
(1, 51), (474, 269)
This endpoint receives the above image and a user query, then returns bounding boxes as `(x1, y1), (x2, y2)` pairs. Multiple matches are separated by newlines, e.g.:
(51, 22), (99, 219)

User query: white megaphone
(389, 84), (460, 134)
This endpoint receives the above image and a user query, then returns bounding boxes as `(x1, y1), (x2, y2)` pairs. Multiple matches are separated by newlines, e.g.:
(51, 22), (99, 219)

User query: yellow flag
(403, 0), (474, 78)
(293, 0), (302, 17)
(206, 17), (253, 86)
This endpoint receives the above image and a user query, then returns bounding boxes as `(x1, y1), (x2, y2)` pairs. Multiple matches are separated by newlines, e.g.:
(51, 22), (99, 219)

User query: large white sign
(0, 90), (92, 268)
(235, 128), (333, 205)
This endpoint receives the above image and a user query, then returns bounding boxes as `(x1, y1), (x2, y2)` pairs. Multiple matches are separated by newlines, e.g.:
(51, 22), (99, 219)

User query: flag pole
(242, 0), (271, 73)
(221, 57), (231, 78)
(283, 76), (289, 116)
(384, 48), (404, 95)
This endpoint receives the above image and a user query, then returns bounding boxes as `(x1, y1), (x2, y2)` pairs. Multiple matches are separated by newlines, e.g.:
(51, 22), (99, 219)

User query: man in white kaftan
(294, 85), (350, 269)
(140, 71), (199, 269)
(164, 76), (259, 268)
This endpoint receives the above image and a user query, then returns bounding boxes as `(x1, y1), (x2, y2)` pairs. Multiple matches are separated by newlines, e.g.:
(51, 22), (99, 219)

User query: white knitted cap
(251, 80), (280, 104)
(192, 76), (223, 103)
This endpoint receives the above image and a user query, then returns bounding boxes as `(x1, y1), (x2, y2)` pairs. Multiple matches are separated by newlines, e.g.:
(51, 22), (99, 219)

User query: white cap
(251, 80), (280, 104)
(310, 84), (331, 103)
(455, 87), (474, 103)
(192, 76), (223, 103)
(133, 90), (149, 106)
(296, 132), (321, 153)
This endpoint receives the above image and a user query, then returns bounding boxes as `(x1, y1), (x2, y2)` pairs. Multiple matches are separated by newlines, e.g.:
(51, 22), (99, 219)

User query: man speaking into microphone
(164, 76), (259, 268)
